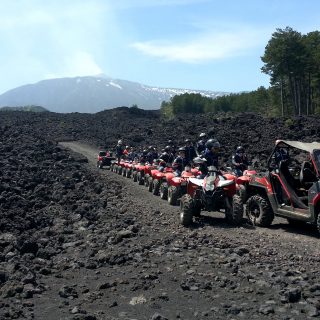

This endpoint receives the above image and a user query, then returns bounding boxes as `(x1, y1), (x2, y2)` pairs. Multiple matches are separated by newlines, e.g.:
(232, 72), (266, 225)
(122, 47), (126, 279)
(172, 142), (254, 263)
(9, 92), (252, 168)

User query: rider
(139, 149), (148, 164)
(146, 146), (158, 164)
(127, 147), (137, 161)
(172, 147), (189, 177)
(196, 133), (207, 155)
(232, 146), (249, 177)
(115, 140), (125, 164)
(202, 139), (220, 169)
(185, 139), (197, 163)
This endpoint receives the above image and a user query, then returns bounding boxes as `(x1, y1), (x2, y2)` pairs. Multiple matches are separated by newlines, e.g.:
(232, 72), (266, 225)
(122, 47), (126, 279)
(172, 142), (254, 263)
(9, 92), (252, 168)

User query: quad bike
(239, 140), (320, 233)
(236, 167), (257, 202)
(167, 167), (201, 205)
(97, 151), (116, 169)
(143, 162), (158, 188)
(148, 167), (174, 196)
(123, 161), (135, 178)
(179, 165), (243, 227)
(132, 163), (146, 185)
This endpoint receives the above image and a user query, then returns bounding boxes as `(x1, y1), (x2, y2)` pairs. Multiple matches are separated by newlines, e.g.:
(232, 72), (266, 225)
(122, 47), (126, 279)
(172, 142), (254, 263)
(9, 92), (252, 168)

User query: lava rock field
(0, 109), (320, 319)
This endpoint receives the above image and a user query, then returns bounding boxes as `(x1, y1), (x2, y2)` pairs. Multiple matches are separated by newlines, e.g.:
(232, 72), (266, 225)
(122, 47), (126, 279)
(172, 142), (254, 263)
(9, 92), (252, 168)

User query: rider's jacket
(116, 144), (124, 157)
(146, 151), (158, 164)
(185, 145), (197, 163)
(196, 140), (206, 155)
(203, 149), (219, 167)
(172, 156), (189, 173)
(232, 153), (249, 169)
(159, 152), (170, 164)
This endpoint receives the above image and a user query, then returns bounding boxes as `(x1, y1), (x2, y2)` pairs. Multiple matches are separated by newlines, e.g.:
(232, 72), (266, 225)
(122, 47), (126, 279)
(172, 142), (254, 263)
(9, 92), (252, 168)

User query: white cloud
(132, 28), (267, 63)
(45, 51), (102, 79)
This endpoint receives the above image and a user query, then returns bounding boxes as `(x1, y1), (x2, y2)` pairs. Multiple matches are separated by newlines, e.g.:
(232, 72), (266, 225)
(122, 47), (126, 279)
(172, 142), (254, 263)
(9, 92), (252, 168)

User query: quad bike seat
(299, 161), (317, 189)
(279, 161), (308, 209)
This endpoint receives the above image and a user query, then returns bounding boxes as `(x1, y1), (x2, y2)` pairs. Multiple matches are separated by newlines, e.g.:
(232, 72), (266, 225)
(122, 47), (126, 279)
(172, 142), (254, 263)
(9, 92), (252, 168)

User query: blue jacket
(203, 149), (219, 167)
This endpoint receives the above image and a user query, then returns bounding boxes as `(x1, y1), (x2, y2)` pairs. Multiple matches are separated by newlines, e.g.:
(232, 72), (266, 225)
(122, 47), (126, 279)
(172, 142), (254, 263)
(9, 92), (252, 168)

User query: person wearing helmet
(203, 139), (220, 168)
(146, 146), (158, 164)
(172, 147), (189, 177)
(184, 139), (197, 163)
(127, 147), (137, 161)
(232, 146), (249, 177)
(167, 139), (176, 156)
(115, 139), (125, 164)
(196, 133), (207, 155)
(139, 149), (148, 164)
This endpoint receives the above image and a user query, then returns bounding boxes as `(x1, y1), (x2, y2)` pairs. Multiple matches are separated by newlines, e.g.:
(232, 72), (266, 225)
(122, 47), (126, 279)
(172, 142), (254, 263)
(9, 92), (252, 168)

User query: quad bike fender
(164, 172), (175, 182)
(223, 173), (237, 182)
(191, 168), (201, 176)
(237, 176), (251, 184)
(189, 177), (204, 187)
(243, 169), (257, 176)
(169, 177), (183, 187)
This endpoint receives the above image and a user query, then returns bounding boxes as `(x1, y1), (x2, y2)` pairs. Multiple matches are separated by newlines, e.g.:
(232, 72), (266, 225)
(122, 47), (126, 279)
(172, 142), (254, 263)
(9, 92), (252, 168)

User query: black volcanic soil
(1, 109), (320, 320)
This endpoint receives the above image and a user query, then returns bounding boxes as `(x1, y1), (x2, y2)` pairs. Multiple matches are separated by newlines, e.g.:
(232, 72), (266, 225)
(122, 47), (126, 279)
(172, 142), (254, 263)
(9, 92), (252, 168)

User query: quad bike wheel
(118, 166), (122, 175)
(122, 168), (127, 177)
(126, 169), (131, 178)
(160, 182), (168, 200)
(132, 171), (138, 182)
(225, 195), (243, 226)
(246, 195), (274, 227)
(153, 179), (160, 195)
(238, 184), (247, 203)
(144, 174), (150, 187)
(168, 186), (180, 205)
(180, 194), (194, 226)
(114, 165), (118, 173)
(317, 214), (320, 235)
(137, 172), (144, 185)
(148, 177), (153, 192)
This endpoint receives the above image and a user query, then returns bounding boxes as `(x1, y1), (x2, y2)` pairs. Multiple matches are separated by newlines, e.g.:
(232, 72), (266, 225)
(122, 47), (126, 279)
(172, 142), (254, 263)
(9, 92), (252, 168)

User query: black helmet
(199, 132), (206, 138)
(142, 149), (148, 155)
(206, 139), (220, 149)
(164, 145), (171, 152)
(236, 146), (244, 153)
(168, 140), (173, 145)
(185, 138), (191, 143)
(178, 147), (186, 152)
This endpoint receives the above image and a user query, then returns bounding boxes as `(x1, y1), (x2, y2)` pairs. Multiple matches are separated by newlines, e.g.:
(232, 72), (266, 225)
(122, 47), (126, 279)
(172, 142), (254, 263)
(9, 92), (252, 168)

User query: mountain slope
(0, 76), (228, 113)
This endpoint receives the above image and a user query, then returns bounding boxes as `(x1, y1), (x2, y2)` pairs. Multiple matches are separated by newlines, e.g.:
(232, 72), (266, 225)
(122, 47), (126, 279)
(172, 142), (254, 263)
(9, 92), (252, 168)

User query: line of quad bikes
(96, 139), (320, 234)
(98, 154), (256, 227)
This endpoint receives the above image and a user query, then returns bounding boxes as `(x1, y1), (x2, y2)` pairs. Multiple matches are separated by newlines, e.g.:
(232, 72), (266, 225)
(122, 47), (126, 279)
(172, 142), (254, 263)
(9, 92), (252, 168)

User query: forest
(161, 27), (320, 117)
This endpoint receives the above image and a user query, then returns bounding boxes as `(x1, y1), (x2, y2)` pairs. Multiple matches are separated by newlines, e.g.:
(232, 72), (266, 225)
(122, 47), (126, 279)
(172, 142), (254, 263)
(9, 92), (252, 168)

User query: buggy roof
(275, 140), (320, 153)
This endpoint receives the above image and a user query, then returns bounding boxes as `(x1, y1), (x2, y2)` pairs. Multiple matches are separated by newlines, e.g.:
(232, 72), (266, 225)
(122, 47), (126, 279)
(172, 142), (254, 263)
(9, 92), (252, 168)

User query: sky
(0, 0), (320, 95)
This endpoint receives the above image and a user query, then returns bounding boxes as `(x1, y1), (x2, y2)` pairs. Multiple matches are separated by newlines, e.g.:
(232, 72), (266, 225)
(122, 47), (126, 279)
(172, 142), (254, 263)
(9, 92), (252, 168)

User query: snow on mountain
(0, 76), (229, 113)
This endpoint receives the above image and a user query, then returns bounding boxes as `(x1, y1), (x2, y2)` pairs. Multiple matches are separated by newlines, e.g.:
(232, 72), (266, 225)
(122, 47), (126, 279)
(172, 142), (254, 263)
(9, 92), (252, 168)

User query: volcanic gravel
(0, 109), (320, 320)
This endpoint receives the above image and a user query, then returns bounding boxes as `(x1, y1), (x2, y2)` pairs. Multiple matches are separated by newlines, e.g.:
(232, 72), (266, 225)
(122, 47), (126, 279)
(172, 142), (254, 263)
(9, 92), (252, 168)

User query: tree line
(161, 27), (320, 117)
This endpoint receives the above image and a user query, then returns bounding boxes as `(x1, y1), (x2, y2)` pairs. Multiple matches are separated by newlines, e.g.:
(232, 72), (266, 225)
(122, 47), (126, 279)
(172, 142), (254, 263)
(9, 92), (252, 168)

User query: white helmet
(118, 140), (122, 145)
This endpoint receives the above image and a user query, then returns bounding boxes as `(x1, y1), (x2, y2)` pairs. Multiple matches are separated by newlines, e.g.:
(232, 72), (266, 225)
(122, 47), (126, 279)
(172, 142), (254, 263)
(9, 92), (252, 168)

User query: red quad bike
(148, 167), (174, 196)
(236, 167), (257, 202)
(97, 151), (116, 169)
(143, 162), (158, 188)
(116, 159), (126, 175)
(240, 140), (320, 232)
(123, 161), (134, 178)
(132, 163), (146, 185)
(167, 167), (201, 205)
(180, 166), (243, 227)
